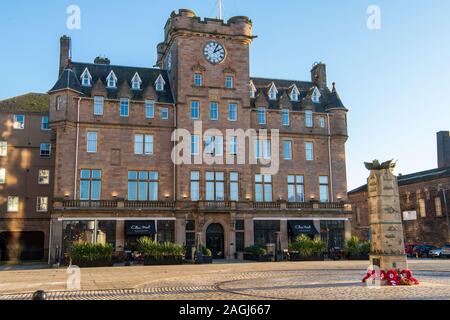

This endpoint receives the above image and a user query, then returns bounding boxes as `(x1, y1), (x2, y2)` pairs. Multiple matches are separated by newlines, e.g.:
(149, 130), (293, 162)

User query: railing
(252, 202), (281, 209)
(318, 202), (346, 209)
(200, 201), (232, 209)
(124, 201), (175, 209)
(286, 202), (314, 209)
(62, 200), (118, 208)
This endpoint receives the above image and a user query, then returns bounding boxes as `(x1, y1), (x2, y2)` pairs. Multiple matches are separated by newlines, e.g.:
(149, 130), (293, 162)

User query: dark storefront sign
(125, 221), (156, 236)
(288, 220), (319, 236)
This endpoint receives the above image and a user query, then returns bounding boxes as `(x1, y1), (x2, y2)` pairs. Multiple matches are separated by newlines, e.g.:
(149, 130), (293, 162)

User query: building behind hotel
(2, 9), (353, 263)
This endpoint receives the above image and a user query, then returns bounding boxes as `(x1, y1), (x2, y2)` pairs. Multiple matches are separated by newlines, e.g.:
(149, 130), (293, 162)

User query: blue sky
(0, 0), (449, 190)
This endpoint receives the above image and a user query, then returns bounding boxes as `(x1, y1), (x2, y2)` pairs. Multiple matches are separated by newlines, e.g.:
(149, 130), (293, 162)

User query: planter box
(243, 253), (274, 262)
(143, 255), (184, 266)
(202, 256), (213, 264)
(347, 255), (369, 261)
(289, 253), (324, 262)
(71, 258), (113, 268)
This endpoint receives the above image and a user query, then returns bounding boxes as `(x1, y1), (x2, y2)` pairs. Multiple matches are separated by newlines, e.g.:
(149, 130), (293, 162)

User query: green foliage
(345, 236), (370, 256)
(244, 245), (267, 255)
(201, 247), (212, 257)
(137, 237), (185, 257)
(288, 235), (326, 257)
(69, 243), (114, 262)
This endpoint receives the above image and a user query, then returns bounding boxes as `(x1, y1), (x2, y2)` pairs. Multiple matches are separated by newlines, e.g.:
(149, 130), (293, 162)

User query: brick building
(0, 93), (54, 262)
(349, 132), (450, 246)
(3, 9), (352, 263)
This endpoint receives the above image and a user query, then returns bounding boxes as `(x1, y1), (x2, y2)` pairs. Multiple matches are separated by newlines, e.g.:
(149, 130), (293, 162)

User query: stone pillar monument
(365, 160), (407, 271)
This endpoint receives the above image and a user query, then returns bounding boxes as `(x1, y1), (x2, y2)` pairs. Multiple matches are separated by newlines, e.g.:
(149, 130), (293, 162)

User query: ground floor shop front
(49, 212), (352, 263)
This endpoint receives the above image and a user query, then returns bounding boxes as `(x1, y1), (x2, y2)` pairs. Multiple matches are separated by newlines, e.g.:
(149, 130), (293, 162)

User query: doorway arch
(206, 223), (225, 259)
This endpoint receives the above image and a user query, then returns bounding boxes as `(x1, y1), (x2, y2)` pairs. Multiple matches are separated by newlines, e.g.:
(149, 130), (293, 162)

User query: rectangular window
(255, 174), (272, 202)
(305, 111), (313, 128)
(210, 102), (219, 121)
(40, 143), (51, 157)
(87, 132), (98, 153)
(145, 100), (155, 119)
(229, 136), (238, 155)
(257, 108), (266, 125)
(191, 135), (200, 156)
(191, 101), (200, 119)
(254, 220), (280, 247)
(0, 142), (6, 157)
(226, 76), (234, 89)
(228, 103), (238, 121)
(13, 115), (25, 130)
(80, 169), (102, 200)
(160, 107), (169, 120)
(205, 172), (225, 201)
(36, 197), (48, 212)
(41, 116), (50, 130)
(254, 139), (271, 160)
(56, 96), (62, 111)
(320, 116), (326, 128)
(205, 136), (224, 156)
(194, 73), (203, 86)
(283, 140), (292, 160)
(305, 142), (314, 161)
(38, 169), (50, 185)
(94, 96), (104, 116)
(282, 109), (290, 126)
(0, 168), (5, 184)
(319, 176), (329, 203)
(120, 98), (129, 117)
(435, 197), (443, 217)
(419, 198), (426, 217)
(134, 135), (153, 155)
(230, 172), (239, 201)
(288, 175), (304, 202)
(190, 171), (200, 201)
(127, 171), (159, 201)
(7, 196), (19, 212)
(236, 220), (245, 252)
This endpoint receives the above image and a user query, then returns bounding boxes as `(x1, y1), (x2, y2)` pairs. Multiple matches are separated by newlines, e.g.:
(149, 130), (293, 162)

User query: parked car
(413, 245), (436, 258)
(441, 245), (450, 258)
(405, 244), (419, 257)
(428, 248), (443, 258)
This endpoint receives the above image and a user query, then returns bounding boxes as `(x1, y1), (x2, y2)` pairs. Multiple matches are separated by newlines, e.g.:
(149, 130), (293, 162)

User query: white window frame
(305, 110), (313, 128)
(134, 134), (153, 155)
(290, 86), (300, 101)
(87, 131), (98, 153)
(13, 115), (25, 130)
(190, 171), (200, 201)
(120, 98), (129, 117)
(194, 73), (203, 86)
(283, 140), (293, 160)
(230, 172), (239, 201)
(249, 81), (257, 98)
(190, 101), (200, 120)
(145, 100), (155, 119)
(257, 107), (266, 125)
(320, 116), (326, 128)
(254, 139), (271, 160)
(81, 68), (92, 87)
(56, 96), (62, 111)
(94, 96), (104, 116)
(41, 116), (50, 131)
(160, 107), (169, 120)
(0, 168), (5, 184)
(106, 71), (117, 88)
(0, 142), (7, 157)
(155, 74), (165, 92)
(131, 72), (142, 90)
(205, 136), (223, 157)
(191, 135), (200, 156)
(319, 176), (330, 203)
(210, 102), (219, 121)
(268, 83), (278, 100)
(228, 103), (238, 121)
(38, 169), (50, 185)
(40, 143), (51, 157)
(7, 196), (19, 212)
(282, 109), (290, 126)
(36, 197), (49, 212)
(225, 76), (234, 89)
(305, 142), (314, 161)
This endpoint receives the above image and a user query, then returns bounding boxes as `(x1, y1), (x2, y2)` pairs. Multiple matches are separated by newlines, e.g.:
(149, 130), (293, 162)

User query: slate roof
(348, 166), (450, 195)
(49, 62), (174, 104)
(250, 77), (346, 112)
(0, 93), (49, 114)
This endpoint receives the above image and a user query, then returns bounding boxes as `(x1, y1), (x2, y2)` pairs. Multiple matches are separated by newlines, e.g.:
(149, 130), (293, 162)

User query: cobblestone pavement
(0, 260), (450, 300)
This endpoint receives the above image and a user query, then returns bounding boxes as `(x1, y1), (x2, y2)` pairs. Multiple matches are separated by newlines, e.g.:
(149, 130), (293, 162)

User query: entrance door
(206, 224), (225, 259)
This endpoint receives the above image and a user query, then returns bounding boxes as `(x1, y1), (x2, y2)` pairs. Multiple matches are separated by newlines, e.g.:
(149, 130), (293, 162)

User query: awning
(125, 221), (156, 236)
(288, 220), (320, 236)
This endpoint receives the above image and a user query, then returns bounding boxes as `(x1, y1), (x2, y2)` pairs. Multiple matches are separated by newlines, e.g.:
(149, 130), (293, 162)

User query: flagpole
(218, 0), (223, 20)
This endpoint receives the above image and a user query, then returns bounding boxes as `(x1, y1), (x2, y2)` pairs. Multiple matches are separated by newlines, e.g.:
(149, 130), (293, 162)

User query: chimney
(59, 35), (71, 76)
(94, 56), (111, 65)
(311, 62), (327, 89)
(437, 131), (450, 168)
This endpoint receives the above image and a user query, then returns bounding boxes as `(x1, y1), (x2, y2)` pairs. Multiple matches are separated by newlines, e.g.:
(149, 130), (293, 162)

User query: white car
(429, 248), (443, 258)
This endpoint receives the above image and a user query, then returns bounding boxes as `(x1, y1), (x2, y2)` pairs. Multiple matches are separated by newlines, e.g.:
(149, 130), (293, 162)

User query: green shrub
(201, 247), (212, 257)
(244, 245), (267, 255)
(289, 235), (326, 257)
(69, 243), (114, 262)
(344, 236), (370, 257)
(360, 241), (371, 255)
(137, 237), (185, 257)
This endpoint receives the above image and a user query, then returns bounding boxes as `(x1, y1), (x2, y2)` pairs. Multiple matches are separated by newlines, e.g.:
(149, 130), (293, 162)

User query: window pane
(288, 175), (295, 184)
(128, 171), (138, 180)
(128, 182), (137, 200)
(80, 180), (90, 200)
(92, 170), (102, 179)
(191, 171), (200, 180)
(230, 172), (238, 182)
(145, 100), (154, 118)
(264, 185), (272, 202)
(91, 181), (101, 200)
(149, 182), (158, 201)
(284, 141), (292, 160)
(255, 184), (263, 202)
(216, 182), (224, 201)
(145, 135), (153, 155)
(206, 182), (215, 201)
(288, 185), (295, 202)
(230, 182), (239, 201)
(80, 170), (91, 179)
(135, 135), (144, 154)
(205, 172), (214, 181)
(191, 182), (200, 201)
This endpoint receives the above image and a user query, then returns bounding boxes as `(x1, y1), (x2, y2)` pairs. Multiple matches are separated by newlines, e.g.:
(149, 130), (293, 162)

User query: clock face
(204, 41), (226, 64)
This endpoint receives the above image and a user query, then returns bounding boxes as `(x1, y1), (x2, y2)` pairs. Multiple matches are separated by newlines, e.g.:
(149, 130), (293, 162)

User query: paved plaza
(0, 260), (450, 300)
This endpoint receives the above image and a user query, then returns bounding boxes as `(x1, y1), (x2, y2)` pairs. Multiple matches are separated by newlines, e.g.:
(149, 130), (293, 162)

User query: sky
(0, 0), (449, 190)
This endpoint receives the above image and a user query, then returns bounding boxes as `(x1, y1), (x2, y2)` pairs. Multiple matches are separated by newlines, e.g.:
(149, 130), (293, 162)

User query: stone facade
(46, 9), (352, 263)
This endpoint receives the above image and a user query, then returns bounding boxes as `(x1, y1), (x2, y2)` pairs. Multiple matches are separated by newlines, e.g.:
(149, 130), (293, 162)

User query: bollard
(32, 290), (47, 301)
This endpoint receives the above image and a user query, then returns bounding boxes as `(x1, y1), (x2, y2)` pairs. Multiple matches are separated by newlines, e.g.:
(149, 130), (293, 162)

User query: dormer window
(106, 70), (117, 88)
(131, 72), (142, 90)
(312, 87), (321, 103)
(155, 74), (165, 92)
(268, 83), (278, 100)
(249, 81), (257, 98)
(80, 68), (92, 87)
(290, 85), (300, 101)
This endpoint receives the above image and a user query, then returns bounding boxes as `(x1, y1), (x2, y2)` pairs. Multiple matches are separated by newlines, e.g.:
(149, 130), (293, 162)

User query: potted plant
(243, 245), (272, 262)
(288, 235), (325, 261)
(69, 242), (114, 268)
(138, 237), (185, 265)
(344, 236), (370, 260)
(199, 247), (213, 264)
